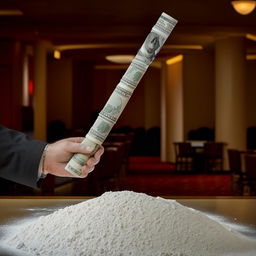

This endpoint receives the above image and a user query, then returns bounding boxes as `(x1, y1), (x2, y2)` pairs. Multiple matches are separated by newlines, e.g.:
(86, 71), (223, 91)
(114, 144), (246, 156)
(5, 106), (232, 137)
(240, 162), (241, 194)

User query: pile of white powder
(5, 191), (256, 256)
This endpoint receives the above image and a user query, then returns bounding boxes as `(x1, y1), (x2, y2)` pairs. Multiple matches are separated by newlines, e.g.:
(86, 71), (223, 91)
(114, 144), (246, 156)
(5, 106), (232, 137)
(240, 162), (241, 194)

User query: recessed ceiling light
(0, 9), (23, 16)
(166, 55), (183, 65)
(106, 55), (135, 64)
(246, 33), (256, 41)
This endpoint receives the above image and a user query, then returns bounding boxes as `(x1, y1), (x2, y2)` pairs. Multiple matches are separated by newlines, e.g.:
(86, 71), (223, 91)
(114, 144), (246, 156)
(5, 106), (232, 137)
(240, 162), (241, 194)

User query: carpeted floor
(122, 156), (234, 196)
(128, 156), (176, 174)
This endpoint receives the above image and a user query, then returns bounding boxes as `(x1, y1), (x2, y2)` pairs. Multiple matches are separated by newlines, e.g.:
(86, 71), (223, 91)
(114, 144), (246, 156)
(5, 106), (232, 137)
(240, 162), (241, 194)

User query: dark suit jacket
(0, 125), (47, 188)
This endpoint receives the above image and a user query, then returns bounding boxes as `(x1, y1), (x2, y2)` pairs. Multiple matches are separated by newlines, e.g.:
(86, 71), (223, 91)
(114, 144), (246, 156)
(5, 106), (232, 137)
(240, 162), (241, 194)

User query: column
(33, 41), (51, 140)
(161, 57), (184, 162)
(160, 63), (167, 162)
(215, 37), (246, 150)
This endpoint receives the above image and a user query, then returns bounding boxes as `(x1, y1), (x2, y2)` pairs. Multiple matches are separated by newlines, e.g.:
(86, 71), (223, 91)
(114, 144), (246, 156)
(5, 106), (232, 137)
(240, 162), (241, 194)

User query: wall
(47, 58), (73, 129)
(183, 52), (215, 139)
(92, 66), (144, 129)
(246, 60), (256, 127)
(0, 40), (23, 130)
(144, 67), (161, 130)
(72, 60), (95, 130)
(92, 65), (161, 130)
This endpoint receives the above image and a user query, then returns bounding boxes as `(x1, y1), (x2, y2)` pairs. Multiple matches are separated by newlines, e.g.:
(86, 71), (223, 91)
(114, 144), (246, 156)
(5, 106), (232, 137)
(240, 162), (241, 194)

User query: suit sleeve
(0, 125), (47, 188)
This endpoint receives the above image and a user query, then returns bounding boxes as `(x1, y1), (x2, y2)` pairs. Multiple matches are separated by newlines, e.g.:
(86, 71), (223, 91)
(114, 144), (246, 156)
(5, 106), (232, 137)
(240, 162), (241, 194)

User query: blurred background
(0, 0), (256, 197)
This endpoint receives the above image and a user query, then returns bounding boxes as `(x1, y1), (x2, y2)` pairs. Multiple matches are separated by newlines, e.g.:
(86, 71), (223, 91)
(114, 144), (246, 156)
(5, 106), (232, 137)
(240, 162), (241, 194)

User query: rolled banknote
(65, 12), (178, 176)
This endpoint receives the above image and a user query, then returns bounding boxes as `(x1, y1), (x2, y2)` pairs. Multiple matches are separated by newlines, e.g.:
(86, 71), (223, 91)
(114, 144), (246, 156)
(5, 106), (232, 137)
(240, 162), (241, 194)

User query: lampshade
(231, 0), (256, 15)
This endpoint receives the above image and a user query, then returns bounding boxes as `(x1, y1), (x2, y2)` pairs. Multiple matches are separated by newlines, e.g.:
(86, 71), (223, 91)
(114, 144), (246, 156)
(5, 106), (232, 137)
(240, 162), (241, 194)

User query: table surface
(0, 196), (256, 256)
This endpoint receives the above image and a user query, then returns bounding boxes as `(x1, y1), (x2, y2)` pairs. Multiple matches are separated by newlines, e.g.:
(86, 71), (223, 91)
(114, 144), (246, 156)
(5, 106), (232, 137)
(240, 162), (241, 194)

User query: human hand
(43, 137), (104, 178)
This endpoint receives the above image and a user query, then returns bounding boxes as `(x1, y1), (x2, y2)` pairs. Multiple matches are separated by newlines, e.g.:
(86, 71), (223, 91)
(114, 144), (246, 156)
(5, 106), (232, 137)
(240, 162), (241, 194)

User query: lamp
(53, 50), (61, 59)
(231, 1), (256, 15)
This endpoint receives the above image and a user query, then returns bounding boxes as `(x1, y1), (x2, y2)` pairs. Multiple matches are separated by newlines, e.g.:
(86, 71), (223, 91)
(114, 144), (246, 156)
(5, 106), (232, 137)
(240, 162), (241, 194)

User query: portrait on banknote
(140, 32), (160, 61)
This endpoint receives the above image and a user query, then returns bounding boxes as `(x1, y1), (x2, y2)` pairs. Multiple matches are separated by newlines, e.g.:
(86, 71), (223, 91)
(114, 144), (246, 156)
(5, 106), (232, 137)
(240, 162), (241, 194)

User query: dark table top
(0, 196), (256, 255)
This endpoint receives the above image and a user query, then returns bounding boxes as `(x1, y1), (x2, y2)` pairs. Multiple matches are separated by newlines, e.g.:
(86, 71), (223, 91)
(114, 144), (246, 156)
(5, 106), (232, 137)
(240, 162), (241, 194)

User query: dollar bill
(65, 12), (177, 176)
(100, 83), (133, 123)
(66, 137), (100, 176)
(121, 59), (148, 89)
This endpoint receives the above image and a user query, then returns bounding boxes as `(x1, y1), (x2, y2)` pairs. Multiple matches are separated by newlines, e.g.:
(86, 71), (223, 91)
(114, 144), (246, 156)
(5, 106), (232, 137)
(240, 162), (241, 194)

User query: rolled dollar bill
(65, 12), (177, 176)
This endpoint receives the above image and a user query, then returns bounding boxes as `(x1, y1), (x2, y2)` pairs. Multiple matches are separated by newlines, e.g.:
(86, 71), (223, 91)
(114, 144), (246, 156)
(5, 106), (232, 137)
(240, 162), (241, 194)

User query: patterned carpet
(123, 156), (233, 196)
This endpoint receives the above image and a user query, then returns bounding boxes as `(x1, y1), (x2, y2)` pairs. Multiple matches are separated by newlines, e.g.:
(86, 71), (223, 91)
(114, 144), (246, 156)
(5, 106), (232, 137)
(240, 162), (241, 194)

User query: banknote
(65, 12), (177, 176)
(121, 59), (148, 89)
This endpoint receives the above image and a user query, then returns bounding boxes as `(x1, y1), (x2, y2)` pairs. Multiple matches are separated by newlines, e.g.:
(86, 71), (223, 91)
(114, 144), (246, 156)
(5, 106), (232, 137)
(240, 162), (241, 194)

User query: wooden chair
(106, 132), (134, 173)
(203, 142), (225, 172)
(106, 133), (127, 142)
(72, 141), (128, 196)
(94, 142), (127, 195)
(227, 149), (245, 195)
(40, 175), (73, 196)
(244, 154), (256, 195)
(173, 142), (194, 171)
(228, 149), (243, 175)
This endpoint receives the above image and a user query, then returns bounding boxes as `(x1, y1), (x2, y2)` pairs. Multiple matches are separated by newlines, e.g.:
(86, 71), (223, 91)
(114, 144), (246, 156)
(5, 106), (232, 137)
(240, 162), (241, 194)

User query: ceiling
(0, 0), (256, 63)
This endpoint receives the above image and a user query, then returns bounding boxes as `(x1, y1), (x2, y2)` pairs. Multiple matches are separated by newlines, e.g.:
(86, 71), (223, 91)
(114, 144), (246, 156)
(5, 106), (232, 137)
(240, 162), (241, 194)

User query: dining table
(0, 196), (256, 255)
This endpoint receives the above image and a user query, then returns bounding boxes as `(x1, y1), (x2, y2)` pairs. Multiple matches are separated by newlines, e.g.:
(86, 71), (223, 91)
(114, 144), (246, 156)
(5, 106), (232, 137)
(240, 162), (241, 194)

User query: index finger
(65, 137), (85, 143)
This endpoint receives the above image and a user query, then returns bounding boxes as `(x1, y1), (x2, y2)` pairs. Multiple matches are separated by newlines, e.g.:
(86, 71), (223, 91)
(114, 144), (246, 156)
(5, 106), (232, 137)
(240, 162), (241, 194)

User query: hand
(43, 137), (104, 178)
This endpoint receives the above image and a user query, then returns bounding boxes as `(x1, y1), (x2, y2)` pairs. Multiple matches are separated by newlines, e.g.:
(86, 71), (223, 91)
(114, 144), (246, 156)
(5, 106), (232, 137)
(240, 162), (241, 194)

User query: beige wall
(183, 52), (215, 139)
(47, 58), (73, 129)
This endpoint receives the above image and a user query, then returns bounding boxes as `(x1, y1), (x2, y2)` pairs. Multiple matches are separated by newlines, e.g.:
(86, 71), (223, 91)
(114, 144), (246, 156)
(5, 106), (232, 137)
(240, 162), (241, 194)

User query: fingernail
(88, 167), (95, 173)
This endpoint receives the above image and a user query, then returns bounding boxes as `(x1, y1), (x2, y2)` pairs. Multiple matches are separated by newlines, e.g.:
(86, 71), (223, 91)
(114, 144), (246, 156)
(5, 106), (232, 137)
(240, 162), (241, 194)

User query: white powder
(5, 191), (256, 256)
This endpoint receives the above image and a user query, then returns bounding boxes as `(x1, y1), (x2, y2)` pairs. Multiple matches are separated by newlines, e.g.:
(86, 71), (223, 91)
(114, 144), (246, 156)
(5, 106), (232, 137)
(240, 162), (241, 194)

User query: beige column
(215, 37), (246, 150)
(161, 56), (184, 162)
(33, 41), (51, 140)
(160, 63), (167, 162)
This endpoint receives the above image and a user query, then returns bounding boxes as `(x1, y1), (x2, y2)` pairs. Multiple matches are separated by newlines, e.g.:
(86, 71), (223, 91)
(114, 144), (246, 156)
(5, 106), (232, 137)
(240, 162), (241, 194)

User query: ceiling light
(246, 54), (256, 60)
(53, 50), (61, 59)
(166, 55), (183, 65)
(163, 45), (203, 50)
(55, 44), (204, 52)
(106, 55), (135, 64)
(231, 1), (256, 15)
(0, 9), (23, 16)
(246, 33), (256, 41)
(55, 44), (139, 51)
